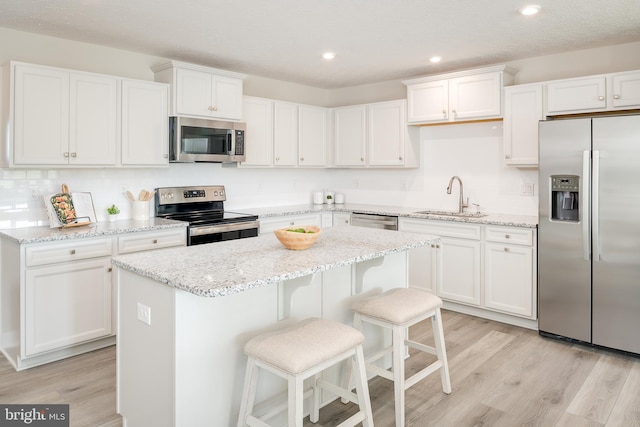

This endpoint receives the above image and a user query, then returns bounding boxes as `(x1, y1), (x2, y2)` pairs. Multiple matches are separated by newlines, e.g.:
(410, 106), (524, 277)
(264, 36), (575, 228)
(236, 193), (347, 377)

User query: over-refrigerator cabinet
(538, 115), (640, 354)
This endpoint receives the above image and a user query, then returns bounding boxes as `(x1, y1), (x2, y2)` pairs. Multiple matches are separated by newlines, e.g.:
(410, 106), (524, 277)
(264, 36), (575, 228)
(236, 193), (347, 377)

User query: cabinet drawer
(25, 238), (113, 267)
(118, 228), (187, 254)
(400, 218), (481, 240)
(259, 213), (322, 234)
(485, 227), (533, 246)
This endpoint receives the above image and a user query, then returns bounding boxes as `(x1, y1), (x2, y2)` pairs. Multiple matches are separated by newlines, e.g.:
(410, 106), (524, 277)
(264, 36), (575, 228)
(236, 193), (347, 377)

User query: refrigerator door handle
(592, 150), (601, 262)
(582, 150), (591, 261)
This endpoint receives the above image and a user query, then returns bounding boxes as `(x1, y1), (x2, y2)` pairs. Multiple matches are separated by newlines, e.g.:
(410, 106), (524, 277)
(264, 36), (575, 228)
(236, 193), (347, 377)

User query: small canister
(313, 191), (324, 205)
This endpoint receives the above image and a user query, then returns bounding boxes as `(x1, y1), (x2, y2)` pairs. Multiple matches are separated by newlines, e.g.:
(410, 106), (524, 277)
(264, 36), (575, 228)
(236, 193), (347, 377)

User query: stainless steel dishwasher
(351, 212), (398, 230)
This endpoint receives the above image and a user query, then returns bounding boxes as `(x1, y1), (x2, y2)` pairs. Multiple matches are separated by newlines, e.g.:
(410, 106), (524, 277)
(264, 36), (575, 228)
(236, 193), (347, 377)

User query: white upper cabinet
(403, 65), (515, 124)
(241, 96), (274, 166)
(333, 99), (417, 168)
(120, 79), (170, 166)
(503, 83), (543, 167)
(298, 105), (329, 167)
(334, 105), (367, 166)
(240, 96), (330, 168)
(11, 63), (117, 166)
(545, 70), (640, 115)
(152, 61), (246, 121)
(2, 61), (169, 168)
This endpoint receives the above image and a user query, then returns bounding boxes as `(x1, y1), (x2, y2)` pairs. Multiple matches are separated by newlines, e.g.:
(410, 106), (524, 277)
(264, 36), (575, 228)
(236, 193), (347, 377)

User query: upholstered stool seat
(349, 288), (451, 427)
(237, 317), (374, 427)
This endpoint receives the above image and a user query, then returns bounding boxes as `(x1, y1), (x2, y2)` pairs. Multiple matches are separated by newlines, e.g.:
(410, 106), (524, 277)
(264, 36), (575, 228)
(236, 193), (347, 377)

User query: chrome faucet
(446, 176), (469, 213)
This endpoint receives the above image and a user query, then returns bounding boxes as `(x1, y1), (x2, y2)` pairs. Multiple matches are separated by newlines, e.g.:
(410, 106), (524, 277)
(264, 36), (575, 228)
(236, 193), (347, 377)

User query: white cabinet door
(120, 79), (169, 166)
(25, 257), (112, 356)
(546, 77), (607, 114)
(437, 237), (481, 306)
(174, 68), (243, 120)
(484, 243), (534, 317)
(368, 100), (405, 166)
(334, 105), (367, 167)
(406, 79), (449, 123)
(298, 105), (329, 167)
(69, 73), (118, 165)
(332, 212), (351, 227)
(13, 64), (69, 165)
(503, 83), (543, 166)
(450, 72), (502, 120)
(241, 96), (274, 166)
(175, 68), (212, 117)
(611, 70), (640, 109)
(212, 75), (243, 120)
(273, 101), (298, 166)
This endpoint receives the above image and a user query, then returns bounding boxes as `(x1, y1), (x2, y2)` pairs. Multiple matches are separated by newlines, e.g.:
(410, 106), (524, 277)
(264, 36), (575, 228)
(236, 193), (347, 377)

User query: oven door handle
(189, 220), (260, 237)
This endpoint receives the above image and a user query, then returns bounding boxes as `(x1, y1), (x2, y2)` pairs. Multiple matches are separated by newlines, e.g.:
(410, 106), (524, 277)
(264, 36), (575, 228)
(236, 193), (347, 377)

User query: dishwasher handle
(351, 213), (398, 230)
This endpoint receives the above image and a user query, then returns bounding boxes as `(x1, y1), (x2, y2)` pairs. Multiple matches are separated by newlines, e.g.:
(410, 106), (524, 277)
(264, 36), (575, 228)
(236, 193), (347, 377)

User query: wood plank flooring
(1, 310), (639, 426)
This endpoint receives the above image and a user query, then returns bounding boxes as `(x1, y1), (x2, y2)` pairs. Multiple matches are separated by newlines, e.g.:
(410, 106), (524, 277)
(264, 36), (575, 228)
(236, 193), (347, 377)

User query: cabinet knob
(276, 157), (280, 161)
(504, 247), (510, 252)
(452, 109), (457, 115)
(107, 267), (112, 272)
(442, 110), (446, 115)
(70, 249), (76, 255)
(208, 106), (218, 111)
(598, 96), (605, 101)
(399, 157), (403, 161)
(436, 244), (440, 249)
(344, 220), (349, 224)
(153, 239), (158, 244)
(505, 234), (511, 239)
(300, 157), (304, 161)
(71, 152), (77, 157)
(360, 157), (364, 162)
(505, 154), (511, 159)
(290, 221), (295, 225)
(613, 94), (620, 99)
(64, 152), (70, 158)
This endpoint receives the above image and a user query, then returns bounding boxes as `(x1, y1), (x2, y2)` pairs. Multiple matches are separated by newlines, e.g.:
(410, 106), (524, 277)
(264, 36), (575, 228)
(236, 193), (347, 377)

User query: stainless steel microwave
(169, 117), (246, 163)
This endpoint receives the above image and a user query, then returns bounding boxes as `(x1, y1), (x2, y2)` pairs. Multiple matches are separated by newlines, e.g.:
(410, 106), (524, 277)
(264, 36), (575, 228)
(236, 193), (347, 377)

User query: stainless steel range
(154, 185), (259, 246)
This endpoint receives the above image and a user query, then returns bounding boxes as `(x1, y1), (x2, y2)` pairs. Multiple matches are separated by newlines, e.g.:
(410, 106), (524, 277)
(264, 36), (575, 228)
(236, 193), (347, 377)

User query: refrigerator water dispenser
(550, 175), (579, 221)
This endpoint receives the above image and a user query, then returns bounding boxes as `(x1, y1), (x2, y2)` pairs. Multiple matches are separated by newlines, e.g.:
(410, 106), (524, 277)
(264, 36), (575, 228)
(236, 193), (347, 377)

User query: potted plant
(325, 192), (334, 205)
(107, 204), (120, 222)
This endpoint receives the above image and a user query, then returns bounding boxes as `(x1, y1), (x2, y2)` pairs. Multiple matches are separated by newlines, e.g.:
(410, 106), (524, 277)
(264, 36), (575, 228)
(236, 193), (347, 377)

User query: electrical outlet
(521, 183), (535, 196)
(137, 302), (151, 325)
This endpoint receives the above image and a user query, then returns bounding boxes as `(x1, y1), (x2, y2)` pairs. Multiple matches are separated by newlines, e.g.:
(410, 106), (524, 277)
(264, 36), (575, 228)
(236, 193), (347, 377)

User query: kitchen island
(113, 226), (438, 427)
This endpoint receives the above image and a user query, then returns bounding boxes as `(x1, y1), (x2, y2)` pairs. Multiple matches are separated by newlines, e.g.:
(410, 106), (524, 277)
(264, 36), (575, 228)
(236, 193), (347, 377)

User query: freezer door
(538, 118), (592, 342)
(592, 115), (640, 354)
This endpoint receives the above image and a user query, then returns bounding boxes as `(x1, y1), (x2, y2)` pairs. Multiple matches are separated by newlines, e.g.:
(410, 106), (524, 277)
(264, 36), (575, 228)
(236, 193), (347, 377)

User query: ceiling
(1, 0), (640, 89)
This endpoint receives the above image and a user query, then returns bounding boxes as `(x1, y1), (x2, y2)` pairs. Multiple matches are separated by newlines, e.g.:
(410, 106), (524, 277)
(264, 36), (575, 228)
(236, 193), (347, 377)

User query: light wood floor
(2, 310), (639, 427)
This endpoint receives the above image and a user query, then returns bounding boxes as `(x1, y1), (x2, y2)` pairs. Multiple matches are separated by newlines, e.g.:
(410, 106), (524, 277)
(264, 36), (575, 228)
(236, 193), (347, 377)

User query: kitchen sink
(413, 210), (488, 218)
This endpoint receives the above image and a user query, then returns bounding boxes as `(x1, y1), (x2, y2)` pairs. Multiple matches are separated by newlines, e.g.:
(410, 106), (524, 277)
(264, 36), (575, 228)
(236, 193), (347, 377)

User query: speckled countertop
(112, 226), (439, 298)
(0, 218), (187, 244)
(242, 203), (538, 228)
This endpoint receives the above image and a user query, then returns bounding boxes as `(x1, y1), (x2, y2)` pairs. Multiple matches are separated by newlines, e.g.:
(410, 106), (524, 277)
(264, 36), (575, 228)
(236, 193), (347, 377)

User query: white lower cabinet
(399, 217), (536, 322)
(258, 213), (322, 234)
(332, 212), (351, 226)
(0, 226), (186, 370)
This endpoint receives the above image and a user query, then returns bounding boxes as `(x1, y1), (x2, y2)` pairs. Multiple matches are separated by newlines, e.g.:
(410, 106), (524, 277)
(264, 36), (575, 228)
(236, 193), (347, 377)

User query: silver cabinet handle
(153, 239), (158, 244)
(208, 106), (218, 111)
(70, 249), (76, 255)
(71, 152), (77, 157)
(505, 234), (511, 239)
(360, 157), (364, 162)
(613, 94), (620, 99)
(399, 157), (403, 161)
(300, 157), (304, 161)
(598, 96), (605, 101)
(505, 154), (511, 159)
(107, 267), (112, 272)
(64, 152), (70, 158)
(504, 247), (510, 252)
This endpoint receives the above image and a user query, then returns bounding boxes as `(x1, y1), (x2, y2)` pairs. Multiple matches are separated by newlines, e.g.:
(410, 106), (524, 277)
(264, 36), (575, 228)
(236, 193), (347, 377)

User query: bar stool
(349, 288), (451, 427)
(237, 317), (374, 427)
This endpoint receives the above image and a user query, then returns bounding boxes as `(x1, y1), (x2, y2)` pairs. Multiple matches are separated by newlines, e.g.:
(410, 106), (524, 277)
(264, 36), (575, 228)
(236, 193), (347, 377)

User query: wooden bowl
(274, 226), (321, 250)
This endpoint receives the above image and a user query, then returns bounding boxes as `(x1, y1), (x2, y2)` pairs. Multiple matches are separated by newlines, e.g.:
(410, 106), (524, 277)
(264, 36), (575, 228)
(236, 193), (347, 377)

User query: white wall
(0, 28), (638, 229)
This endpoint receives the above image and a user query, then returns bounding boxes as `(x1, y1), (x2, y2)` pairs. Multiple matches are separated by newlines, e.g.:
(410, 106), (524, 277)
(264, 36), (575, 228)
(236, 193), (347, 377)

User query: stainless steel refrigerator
(538, 114), (640, 354)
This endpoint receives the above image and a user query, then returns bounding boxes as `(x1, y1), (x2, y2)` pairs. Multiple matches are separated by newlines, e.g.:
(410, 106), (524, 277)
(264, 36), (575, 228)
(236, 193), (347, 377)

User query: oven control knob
(214, 191), (219, 196)
(220, 190), (224, 197)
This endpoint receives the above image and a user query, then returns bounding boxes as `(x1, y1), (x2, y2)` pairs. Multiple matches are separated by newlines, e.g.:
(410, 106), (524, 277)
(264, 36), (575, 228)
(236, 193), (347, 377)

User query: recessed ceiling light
(519, 4), (541, 16)
(430, 56), (442, 63)
(322, 52), (336, 60)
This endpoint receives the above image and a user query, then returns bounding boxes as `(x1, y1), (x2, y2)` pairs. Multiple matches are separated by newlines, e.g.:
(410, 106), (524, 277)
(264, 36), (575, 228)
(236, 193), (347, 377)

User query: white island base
(117, 251), (410, 426)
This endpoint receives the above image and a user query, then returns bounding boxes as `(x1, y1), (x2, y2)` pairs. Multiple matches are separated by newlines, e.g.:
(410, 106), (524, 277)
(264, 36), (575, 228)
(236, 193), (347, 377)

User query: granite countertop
(242, 203), (538, 228)
(0, 218), (188, 244)
(112, 226), (439, 298)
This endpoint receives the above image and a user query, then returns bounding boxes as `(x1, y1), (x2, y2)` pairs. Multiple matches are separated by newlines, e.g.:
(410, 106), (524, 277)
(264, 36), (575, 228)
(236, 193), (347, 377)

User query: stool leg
(310, 372), (320, 423)
(340, 312), (363, 404)
(432, 308), (452, 394)
(392, 324), (405, 427)
(353, 345), (375, 427)
(288, 375), (305, 427)
(237, 357), (259, 427)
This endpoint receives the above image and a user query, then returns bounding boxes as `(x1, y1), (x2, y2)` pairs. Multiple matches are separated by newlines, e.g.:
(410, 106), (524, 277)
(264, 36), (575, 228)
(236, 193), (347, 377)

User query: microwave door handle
(227, 132), (232, 154)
